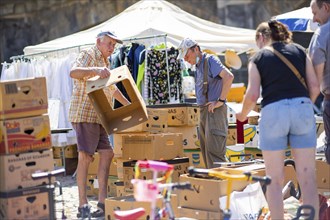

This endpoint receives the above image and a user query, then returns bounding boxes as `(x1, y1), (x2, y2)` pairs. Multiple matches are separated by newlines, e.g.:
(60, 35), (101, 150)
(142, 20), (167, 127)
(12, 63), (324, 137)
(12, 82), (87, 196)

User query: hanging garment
(146, 47), (182, 105)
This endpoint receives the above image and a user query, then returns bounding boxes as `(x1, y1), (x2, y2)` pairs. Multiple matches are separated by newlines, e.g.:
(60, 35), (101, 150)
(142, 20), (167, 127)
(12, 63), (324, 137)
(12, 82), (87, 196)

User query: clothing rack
(9, 44), (93, 61)
(8, 34), (173, 104)
(122, 34), (171, 104)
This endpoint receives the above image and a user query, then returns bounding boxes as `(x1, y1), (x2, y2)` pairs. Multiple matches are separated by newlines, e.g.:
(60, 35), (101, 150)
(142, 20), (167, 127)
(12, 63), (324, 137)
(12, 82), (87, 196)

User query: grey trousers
(323, 99), (330, 164)
(199, 104), (228, 168)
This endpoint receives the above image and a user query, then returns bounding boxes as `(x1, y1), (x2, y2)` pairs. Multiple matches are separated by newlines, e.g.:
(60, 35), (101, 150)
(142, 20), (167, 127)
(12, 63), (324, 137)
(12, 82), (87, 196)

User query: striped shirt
(69, 45), (116, 123)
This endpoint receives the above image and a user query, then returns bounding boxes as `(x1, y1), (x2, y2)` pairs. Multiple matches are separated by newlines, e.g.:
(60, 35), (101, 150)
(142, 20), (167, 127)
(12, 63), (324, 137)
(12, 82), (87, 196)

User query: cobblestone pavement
(54, 175), (101, 220)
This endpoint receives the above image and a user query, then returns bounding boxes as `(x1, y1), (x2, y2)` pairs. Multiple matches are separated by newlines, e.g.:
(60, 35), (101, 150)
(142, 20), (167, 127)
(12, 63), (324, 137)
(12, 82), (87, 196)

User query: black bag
(325, 145), (330, 164)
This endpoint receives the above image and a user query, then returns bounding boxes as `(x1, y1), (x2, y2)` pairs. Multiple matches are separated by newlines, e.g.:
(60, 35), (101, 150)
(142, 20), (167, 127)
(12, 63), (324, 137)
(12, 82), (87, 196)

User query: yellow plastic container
(227, 83), (246, 103)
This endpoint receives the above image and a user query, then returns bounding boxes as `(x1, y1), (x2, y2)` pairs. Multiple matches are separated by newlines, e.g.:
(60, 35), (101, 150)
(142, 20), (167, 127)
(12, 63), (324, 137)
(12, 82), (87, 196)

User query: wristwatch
(217, 98), (227, 103)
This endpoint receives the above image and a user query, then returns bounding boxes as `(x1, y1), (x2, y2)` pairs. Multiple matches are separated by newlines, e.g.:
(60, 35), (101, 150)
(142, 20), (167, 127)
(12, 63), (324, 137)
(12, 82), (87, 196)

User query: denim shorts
(259, 97), (316, 151)
(71, 122), (113, 155)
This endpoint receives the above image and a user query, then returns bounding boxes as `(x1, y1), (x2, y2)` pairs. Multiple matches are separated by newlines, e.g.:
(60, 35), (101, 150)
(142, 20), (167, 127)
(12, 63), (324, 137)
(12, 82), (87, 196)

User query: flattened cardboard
(86, 65), (148, 134)
(0, 77), (48, 120)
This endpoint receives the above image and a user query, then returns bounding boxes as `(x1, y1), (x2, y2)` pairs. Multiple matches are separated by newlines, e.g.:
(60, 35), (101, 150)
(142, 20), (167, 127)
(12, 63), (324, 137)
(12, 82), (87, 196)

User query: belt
(324, 94), (330, 101)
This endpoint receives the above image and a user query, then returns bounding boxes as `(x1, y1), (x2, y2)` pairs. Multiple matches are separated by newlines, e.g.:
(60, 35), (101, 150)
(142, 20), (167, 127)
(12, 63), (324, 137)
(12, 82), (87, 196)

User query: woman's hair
(256, 20), (292, 44)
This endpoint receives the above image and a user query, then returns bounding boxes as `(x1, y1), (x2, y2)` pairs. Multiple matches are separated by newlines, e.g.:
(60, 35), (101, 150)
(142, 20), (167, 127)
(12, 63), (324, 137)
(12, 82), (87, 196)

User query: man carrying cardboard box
(69, 31), (130, 218)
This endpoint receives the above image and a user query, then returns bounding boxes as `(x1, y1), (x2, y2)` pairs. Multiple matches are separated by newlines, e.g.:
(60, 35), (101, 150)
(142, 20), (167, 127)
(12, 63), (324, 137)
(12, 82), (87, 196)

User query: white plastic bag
(219, 182), (268, 220)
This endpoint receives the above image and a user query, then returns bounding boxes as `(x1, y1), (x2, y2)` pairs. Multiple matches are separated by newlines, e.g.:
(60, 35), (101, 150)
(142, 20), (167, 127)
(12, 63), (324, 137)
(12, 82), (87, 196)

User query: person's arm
(236, 62), (260, 122)
(218, 67), (234, 101)
(208, 67), (234, 113)
(112, 89), (131, 106)
(305, 55), (320, 103)
(70, 66), (110, 79)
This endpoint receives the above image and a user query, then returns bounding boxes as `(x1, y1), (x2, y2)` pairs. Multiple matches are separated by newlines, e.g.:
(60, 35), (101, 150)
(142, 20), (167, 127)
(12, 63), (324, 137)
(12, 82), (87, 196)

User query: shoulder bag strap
(264, 46), (307, 89)
(203, 54), (210, 102)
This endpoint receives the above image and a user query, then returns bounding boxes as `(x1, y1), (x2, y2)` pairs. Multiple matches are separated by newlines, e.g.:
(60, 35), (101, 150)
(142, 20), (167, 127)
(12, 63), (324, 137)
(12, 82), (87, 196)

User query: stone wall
(0, 0), (310, 63)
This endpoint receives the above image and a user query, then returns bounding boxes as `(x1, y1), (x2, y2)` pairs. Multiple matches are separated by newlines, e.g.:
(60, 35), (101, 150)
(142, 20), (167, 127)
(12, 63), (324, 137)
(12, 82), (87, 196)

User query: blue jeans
(259, 97), (316, 150)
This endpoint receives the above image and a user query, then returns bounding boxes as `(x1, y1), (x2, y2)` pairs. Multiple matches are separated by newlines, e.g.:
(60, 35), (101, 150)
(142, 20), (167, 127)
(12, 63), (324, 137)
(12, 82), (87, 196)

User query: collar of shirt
(93, 45), (110, 67)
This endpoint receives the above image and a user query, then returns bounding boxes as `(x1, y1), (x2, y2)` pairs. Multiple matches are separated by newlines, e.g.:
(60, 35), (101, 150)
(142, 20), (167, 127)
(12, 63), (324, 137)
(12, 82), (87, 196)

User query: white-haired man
(69, 31), (130, 218)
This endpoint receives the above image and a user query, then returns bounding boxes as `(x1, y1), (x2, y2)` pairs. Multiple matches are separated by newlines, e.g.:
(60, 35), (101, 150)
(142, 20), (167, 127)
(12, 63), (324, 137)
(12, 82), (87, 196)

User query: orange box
(227, 83), (246, 103)
(86, 65), (148, 135)
(0, 114), (52, 154)
(0, 77), (48, 120)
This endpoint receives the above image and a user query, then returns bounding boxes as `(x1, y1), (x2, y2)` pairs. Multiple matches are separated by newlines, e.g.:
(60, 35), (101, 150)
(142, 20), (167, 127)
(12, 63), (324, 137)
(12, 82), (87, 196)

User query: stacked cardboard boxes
(0, 77), (55, 219)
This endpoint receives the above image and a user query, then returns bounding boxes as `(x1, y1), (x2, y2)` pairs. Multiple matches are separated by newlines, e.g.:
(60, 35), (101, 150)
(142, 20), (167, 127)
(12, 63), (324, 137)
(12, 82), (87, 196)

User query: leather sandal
(91, 202), (105, 218)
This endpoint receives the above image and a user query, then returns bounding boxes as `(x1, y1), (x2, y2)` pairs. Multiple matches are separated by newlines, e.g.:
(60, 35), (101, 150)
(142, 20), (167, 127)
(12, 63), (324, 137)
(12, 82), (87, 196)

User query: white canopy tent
(13, 0), (258, 147)
(24, 0), (257, 56)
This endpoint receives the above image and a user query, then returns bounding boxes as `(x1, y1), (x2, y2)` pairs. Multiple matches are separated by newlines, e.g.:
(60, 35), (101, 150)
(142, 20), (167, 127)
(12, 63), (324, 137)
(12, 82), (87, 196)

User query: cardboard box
(86, 65), (148, 135)
(183, 148), (206, 168)
(226, 144), (244, 162)
(148, 103), (199, 127)
(115, 158), (131, 180)
(177, 206), (222, 219)
(244, 147), (292, 160)
(123, 158), (189, 193)
(105, 195), (163, 220)
(227, 124), (237, 146)
(318, 188), (330, 199)
(167, 126), (200, 149)
(231, 162), (299, 189)
(0, 77), (48, 120)
(113, 132), (149, 158)
(227, 105), (236, 124)
(122, 133), (183, 160)
(0, 114), (52, 154)
(122, 108), (168, 133)
(254, 101), (262, 113)
(0, 149), (54, 191)
(52, 144), (78, 159)
(248, 115), (259, 125)
(86, 175), (118, 197)
(53, 158), (62, 167)
(114, 181), (125, 197)
(179, 173), (251, 212)
(0, 185), (52, 219)
(316, 160), (330, 189)
(88, 153), (118, 176)
(243, 124), (259, 148)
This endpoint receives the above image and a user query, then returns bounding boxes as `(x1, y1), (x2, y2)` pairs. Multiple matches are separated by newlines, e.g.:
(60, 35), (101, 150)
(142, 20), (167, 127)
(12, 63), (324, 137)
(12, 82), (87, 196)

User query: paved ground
(54, 175), (101, 220)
